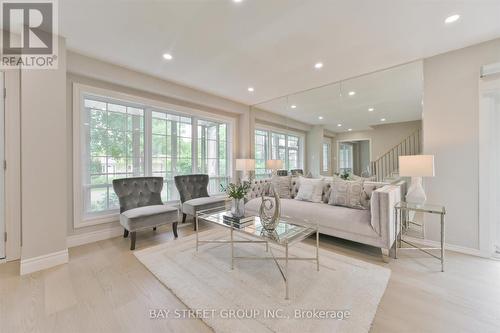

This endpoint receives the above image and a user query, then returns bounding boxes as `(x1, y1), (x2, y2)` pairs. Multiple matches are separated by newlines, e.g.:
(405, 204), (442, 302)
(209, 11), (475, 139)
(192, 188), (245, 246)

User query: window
(83, 98), (145, 217)
(254, 129), (303, 177)
(77, 91), (232, 223)
(254, 130), (269, 178)
(338, 142), (353, 173)
(322, 143), (330, 173)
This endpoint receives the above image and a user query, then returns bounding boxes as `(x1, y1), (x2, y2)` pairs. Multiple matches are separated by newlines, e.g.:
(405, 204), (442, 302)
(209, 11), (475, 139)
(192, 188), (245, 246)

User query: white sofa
(245, 178), (403, 251)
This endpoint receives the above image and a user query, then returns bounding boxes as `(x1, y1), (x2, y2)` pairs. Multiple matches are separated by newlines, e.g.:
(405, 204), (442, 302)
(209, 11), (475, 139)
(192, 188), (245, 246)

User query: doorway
(337, 139), (371, 177)
(479, 76), (500, 257)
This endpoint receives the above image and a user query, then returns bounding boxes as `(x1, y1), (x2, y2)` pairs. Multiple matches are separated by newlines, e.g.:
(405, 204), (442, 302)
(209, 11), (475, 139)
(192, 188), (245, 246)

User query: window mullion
(192, 117), (197, 174)
(144, 108), (152, 176)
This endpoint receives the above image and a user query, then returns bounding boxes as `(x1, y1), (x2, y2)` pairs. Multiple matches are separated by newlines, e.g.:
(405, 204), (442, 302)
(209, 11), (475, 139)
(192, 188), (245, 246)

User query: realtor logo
(1, 0), (58, 69)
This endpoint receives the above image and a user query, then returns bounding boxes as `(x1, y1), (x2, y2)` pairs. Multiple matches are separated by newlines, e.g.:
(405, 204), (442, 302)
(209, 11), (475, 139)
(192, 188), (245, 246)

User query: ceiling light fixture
(314, 62), (323, 69)
(380, 118), (386, 122)
(348, 128), (352, 132)
(348, 91), (356, 96)
(368, 107), (374, 112)
(233, 0), (243, 2)
(162, 53), (173, 60)
(445, 14), (460, 24)
(291, 105), (297, 109)
(247, 87), (254, 92)
(337, 123), (342, 127)
(318, 116), (324, 120)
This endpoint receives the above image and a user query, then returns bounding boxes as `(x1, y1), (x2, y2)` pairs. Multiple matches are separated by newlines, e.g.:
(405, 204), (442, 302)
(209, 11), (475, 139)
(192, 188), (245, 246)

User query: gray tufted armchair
(174, 174), (226, 230)
(113, 177), (179, 250)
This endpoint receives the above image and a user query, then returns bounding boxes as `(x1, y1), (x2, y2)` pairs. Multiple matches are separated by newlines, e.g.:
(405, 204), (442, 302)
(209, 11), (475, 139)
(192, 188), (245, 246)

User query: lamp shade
(235, 159), (255, 171)
(266, 159), (283, 170)
(399, 155), (435, 177)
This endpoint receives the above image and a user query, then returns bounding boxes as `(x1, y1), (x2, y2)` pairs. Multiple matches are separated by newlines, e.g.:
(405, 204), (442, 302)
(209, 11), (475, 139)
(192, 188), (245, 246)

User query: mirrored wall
(250, 60), (423, 179)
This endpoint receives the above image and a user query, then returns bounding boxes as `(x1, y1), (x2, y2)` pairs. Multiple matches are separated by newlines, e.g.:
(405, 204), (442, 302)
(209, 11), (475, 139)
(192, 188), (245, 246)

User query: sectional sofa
(245, 177), (404, 252)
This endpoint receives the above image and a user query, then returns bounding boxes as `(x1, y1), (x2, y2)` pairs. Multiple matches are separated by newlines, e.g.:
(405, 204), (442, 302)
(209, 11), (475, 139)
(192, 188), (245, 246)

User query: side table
(394, 201), (446, 272)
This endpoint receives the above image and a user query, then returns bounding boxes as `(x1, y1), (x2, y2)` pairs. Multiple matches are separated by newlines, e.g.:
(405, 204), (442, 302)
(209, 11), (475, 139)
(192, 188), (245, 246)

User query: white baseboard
(20, 249), (69, 275)
(67, 225), (123, 248)
(404, 236), (482, 257)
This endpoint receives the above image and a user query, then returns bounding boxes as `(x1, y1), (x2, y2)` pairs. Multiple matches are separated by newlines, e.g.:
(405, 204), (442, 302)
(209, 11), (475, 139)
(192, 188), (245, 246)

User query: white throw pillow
(295, 178), (324, 203)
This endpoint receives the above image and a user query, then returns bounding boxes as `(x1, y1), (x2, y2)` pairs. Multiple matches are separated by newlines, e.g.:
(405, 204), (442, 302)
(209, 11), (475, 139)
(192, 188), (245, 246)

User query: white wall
(423, 38), (500, 251)
(20, 37), (68, 261)
(306, 125), (324, 177)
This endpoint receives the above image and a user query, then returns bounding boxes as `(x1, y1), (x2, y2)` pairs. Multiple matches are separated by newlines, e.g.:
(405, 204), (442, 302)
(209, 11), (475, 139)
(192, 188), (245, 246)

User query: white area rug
(134, 229), (390, 333)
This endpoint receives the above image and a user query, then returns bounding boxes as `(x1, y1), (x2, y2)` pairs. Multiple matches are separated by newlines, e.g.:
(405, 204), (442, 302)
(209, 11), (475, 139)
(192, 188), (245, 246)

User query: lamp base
(406, 176), (427, 205)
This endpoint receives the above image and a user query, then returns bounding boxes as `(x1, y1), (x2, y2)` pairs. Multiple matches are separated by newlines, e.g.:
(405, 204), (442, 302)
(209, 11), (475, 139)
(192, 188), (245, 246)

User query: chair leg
(130, 232), (136, 250)
(182, 213), (187, 223)
(123, 229), (129, 238)
(173, 222), (178, 238)
(153, 227), (157, 231)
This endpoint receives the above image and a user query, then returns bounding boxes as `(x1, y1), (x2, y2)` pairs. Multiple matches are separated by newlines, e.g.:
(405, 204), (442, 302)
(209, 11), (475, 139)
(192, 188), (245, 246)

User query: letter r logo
(2, 1), (53, 54)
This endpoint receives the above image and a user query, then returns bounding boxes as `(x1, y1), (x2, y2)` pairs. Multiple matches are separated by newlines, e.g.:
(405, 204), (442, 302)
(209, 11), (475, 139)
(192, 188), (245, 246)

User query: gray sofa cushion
(245, 197), (376, 239)
(120, 205), (178, 232)
(182, 196), (226, 216)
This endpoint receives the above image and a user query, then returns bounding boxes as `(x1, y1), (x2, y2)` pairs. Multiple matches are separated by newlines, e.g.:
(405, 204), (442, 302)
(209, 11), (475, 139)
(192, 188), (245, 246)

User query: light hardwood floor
(1, 221), (500, 333)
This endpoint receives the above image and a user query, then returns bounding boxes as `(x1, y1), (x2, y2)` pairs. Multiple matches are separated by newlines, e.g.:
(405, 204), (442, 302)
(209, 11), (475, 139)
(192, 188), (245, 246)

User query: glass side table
(394, 202), (446, 272)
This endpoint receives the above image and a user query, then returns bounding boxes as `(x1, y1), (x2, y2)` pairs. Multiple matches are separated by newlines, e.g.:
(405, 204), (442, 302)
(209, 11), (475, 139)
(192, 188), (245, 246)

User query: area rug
(134, 229), (391, 333)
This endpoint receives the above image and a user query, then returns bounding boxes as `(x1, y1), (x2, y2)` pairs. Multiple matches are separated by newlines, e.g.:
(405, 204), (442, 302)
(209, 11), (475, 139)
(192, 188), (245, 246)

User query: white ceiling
(256, 61), (423, 132)
(60, 0), (500, 107)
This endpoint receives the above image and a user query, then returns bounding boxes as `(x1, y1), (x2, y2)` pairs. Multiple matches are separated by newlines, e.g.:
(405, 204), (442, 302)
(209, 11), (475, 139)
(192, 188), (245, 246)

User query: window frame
(253, 125), (305, 178)
(73, 83), (235, 228)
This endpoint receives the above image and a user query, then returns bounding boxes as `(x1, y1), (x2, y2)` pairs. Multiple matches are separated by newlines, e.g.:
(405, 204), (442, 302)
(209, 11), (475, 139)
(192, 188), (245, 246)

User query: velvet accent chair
(174, 174), (226, 231)
(290, 169), (304, 176)
(113, 177), (179, 250)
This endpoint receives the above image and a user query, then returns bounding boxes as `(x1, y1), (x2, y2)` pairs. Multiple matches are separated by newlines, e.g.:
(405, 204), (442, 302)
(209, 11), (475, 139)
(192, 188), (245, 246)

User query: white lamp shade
(235, 159), (255, 171)
(399, 155), (435, 177)
(266, 159), (284, 170)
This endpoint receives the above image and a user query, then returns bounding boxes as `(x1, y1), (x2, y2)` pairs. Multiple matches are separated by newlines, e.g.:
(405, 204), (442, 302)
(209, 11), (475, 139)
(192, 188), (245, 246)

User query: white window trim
(73, 83), (236, 228)
(336, 138), (372, 174)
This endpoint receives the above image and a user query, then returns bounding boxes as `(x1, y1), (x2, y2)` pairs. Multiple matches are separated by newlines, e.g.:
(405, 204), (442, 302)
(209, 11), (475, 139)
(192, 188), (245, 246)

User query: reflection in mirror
(251, 60), (423, 181)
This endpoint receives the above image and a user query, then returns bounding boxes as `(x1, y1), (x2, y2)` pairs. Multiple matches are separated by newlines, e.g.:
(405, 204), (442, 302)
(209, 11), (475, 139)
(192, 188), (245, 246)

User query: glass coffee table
(196, 207), (319, 300)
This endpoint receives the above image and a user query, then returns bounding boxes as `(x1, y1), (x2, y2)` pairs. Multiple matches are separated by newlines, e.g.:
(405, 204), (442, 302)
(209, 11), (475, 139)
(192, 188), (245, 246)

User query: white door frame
(478, 75), (500, 258)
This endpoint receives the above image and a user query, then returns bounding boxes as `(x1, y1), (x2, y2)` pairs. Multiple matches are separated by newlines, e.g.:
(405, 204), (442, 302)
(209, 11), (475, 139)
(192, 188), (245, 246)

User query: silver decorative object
(231, 198), (245, 218)
(259, 185), (281, 231)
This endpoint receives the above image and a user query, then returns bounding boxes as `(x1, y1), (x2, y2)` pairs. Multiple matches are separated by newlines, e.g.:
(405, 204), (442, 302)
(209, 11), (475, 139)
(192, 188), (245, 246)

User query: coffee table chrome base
(195, 215), (320, 300)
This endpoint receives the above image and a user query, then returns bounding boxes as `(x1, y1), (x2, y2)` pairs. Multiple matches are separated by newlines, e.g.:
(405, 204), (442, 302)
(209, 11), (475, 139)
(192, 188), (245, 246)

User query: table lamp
(266, 159), (284, 176)
(235, 159), (255, 181)
(399, 155), (435, 204)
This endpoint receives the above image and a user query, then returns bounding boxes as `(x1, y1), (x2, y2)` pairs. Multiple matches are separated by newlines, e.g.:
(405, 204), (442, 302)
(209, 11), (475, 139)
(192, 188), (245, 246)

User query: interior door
(0, 72), (5, 259)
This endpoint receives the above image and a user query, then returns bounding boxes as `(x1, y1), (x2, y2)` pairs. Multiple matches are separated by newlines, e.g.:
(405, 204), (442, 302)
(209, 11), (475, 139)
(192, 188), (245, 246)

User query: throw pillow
(360, 182), (383, 209)
(295, 178), (324, 203)
(271, 175), (291, 199)
(328, 179), (365, 209)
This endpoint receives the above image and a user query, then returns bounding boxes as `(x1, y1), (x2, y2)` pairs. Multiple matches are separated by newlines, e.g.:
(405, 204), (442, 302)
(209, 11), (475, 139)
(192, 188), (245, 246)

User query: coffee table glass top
(197, 208), (317, 245)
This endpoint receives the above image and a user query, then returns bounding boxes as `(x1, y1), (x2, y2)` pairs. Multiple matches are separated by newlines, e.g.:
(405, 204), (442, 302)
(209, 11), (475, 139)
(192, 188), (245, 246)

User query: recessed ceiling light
(445, 14), (460, 24)
(314, 62), (323, 69)
(348, 128), (352, 131)
(247, 87), (254, 92)
(380, 118), (386, 122)
(348, 91), (356, 96)
(318, 116), (324, 120)
(337, 123), (342, 127)
(368, 107), (374, 112)
(291, 105), (297, 109)
(162, 53), (173, 60)
(233, 0), (243, 2)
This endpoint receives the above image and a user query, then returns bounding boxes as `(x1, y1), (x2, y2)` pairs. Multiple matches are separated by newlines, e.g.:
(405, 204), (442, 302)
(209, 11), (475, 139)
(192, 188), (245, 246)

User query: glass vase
(231, 198), (245, 218)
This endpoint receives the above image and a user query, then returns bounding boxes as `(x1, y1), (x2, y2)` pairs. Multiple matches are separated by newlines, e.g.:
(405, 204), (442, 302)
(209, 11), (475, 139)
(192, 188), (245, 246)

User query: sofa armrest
(370, 185), (402, 250)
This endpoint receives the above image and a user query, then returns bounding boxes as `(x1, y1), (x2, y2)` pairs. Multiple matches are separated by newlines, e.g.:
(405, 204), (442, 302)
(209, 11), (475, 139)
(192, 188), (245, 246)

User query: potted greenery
(221, 181), (251, 218)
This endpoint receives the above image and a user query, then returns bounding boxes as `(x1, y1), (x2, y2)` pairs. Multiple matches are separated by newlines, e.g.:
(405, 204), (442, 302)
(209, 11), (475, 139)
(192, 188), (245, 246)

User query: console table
(394, 201), (446, 272)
